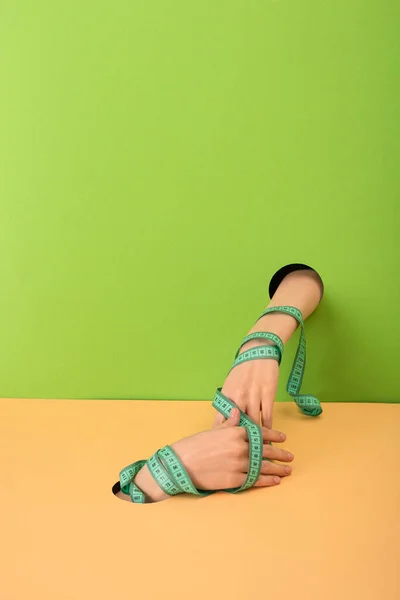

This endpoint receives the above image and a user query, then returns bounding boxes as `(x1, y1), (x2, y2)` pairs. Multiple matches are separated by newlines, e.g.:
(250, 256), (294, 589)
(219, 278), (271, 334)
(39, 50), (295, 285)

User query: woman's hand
(119, 408), (294, 503)
(213, 342), (280, 429)
(174, 407), (293, 491)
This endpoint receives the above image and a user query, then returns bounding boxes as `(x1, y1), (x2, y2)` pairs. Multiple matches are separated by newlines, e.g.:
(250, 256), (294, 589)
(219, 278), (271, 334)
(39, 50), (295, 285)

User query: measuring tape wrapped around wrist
(118, 305), (321, 503)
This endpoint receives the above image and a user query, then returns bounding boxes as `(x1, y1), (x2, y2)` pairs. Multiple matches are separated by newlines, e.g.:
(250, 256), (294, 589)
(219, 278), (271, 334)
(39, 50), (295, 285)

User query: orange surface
(1, 399), (399, 600)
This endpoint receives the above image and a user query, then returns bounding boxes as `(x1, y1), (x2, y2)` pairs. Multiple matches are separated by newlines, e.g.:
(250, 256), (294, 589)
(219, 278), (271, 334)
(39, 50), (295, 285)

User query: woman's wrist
(247, 313), (298, 345)
(133, 465), (169, 503)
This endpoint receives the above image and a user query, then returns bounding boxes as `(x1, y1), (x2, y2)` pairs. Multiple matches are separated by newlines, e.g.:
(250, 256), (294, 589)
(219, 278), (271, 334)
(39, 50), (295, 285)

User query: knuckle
(234, 428), (246, 441)
(247, 383), (259, 395)
(261, 383), (273, 395)
(229, 437), (245, 458)
(231, 458), (243, 472)
(261, 461), (270, 473)
(228, 473), (241, 488)
(234, 442), (246, 459)
(233, 390), (247, 404)
(263, 446), (273, 459)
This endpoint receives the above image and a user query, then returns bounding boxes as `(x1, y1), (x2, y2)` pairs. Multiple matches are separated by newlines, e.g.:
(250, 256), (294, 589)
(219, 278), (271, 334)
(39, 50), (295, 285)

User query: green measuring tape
(118, 306), (322, 503)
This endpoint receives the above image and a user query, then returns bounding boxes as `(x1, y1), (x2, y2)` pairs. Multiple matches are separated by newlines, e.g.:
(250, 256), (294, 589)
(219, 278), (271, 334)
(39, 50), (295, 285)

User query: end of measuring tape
(295, 395), (322, 417)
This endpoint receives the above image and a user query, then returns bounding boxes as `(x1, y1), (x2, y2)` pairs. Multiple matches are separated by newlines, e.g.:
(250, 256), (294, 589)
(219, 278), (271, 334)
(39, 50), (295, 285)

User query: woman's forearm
(244, 269), (323, 348)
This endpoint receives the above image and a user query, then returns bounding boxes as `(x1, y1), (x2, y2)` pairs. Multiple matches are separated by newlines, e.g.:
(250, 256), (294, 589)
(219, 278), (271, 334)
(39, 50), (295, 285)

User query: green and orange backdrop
(1, 0), (398, 403)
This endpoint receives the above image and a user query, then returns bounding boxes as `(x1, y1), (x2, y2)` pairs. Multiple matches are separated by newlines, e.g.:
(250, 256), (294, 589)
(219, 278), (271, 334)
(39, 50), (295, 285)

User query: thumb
(219, 407), (240, 428)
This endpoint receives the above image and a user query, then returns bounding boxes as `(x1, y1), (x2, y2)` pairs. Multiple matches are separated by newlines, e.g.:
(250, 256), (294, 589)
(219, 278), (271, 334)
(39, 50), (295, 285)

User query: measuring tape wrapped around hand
(118, 306), (322, 503)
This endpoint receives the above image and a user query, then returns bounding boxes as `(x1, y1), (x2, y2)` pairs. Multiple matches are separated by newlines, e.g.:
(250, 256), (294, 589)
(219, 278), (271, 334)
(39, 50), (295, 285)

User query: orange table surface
(1, 399), (399, 600)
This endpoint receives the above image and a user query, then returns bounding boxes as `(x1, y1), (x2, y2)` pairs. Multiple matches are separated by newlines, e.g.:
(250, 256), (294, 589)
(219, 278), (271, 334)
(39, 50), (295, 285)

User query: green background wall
(1, 1), (399, 402)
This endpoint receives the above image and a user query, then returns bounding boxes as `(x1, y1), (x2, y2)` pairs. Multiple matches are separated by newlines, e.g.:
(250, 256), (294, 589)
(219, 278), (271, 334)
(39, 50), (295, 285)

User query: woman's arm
(115, 269), (322, 504)
(214, 269), (323, 428)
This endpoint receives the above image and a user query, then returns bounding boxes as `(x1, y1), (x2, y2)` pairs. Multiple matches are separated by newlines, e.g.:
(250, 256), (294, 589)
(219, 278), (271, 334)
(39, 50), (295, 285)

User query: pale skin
(116, 269), (323, 503)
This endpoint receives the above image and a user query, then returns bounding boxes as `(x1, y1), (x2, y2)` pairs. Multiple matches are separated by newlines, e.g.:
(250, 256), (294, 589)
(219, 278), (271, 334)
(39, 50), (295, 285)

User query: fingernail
(285, 466), (292, 474)
(280, 433), (286, 441)
(274, 477), (280, 484)
(231, 408), (238, 418)
(287, 452), (294, 460)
